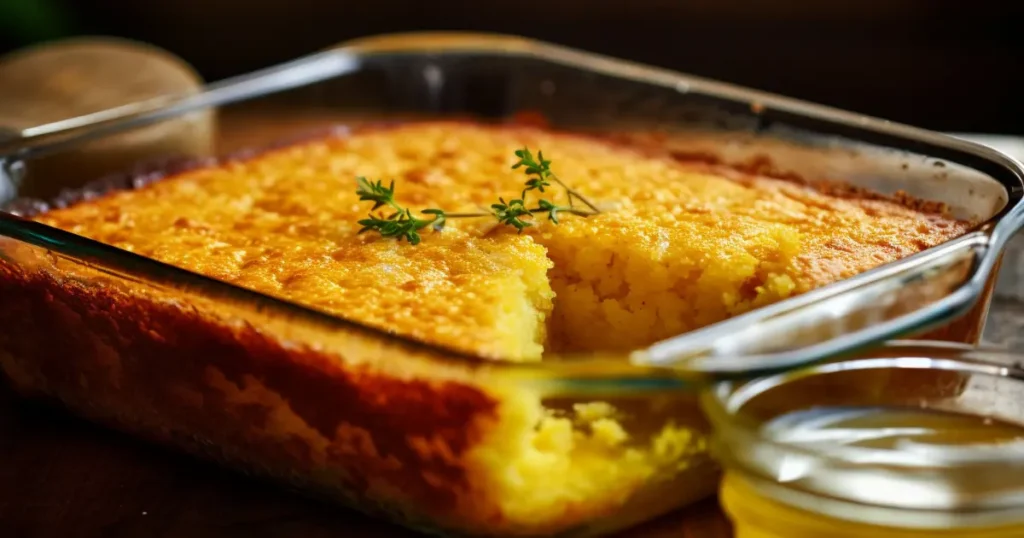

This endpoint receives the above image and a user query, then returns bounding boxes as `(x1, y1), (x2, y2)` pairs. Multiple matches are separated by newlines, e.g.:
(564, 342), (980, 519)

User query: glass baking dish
(0, 32), (1022, 537)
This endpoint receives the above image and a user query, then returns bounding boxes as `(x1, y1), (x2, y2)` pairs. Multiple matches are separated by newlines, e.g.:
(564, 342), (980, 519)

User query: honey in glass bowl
(703, 342), (1024, 538)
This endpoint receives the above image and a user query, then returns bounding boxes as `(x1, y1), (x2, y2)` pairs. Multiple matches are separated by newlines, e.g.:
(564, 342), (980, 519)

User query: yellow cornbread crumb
(462, 390), (707, 534)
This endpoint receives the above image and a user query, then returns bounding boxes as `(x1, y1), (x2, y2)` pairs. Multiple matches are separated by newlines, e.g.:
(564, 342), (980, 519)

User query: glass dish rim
(1, 31), (1023, 381)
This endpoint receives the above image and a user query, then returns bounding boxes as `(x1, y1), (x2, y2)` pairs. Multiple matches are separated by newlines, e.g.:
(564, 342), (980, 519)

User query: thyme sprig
(356, 148), (600, 244)
(511, 148), (601, 213)
(355, 178), (442, 245)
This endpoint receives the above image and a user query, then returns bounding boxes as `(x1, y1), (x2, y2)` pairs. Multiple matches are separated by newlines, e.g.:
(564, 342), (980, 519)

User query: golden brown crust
(3, 125), (357, 218)
(25, 122), (570, 361)
(10, 121), (973, 355)
(6, 119), (979, 358)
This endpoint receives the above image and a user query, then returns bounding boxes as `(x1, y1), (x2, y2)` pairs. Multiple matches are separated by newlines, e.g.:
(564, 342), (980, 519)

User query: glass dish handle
(635, 231), (995, 378)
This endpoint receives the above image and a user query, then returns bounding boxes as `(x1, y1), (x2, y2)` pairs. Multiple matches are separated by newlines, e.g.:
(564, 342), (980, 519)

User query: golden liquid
(762, 406), (1024, 450)
(722, 406), (1024, 538)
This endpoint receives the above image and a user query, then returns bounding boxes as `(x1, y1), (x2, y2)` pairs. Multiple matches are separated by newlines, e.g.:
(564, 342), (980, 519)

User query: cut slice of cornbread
(37, 132), (557, 361)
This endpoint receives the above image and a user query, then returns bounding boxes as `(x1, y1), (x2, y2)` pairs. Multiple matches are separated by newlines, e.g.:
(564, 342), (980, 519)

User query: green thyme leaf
(354, 148), (600, 244)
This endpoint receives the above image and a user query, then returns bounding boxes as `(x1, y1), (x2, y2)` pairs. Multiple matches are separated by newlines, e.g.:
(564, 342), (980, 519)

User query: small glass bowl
(702, 340), (1024, 538)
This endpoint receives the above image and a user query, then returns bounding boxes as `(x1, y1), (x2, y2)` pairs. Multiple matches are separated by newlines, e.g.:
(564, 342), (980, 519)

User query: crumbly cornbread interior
(37, 122), (970, 360)
(30, 122), (971, 533)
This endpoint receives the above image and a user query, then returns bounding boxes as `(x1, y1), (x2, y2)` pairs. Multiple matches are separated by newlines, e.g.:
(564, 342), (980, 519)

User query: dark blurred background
(2, 0), (1022, 133)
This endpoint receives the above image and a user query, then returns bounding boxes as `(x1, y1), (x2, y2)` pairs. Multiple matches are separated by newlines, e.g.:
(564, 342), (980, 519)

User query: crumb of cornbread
(36, 121), (969, 356)
(459, 390), (708, 534)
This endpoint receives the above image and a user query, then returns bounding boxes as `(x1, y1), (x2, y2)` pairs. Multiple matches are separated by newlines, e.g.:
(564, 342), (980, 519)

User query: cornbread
(0, 122), (972, 536)
(33, 122), (969, 356)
